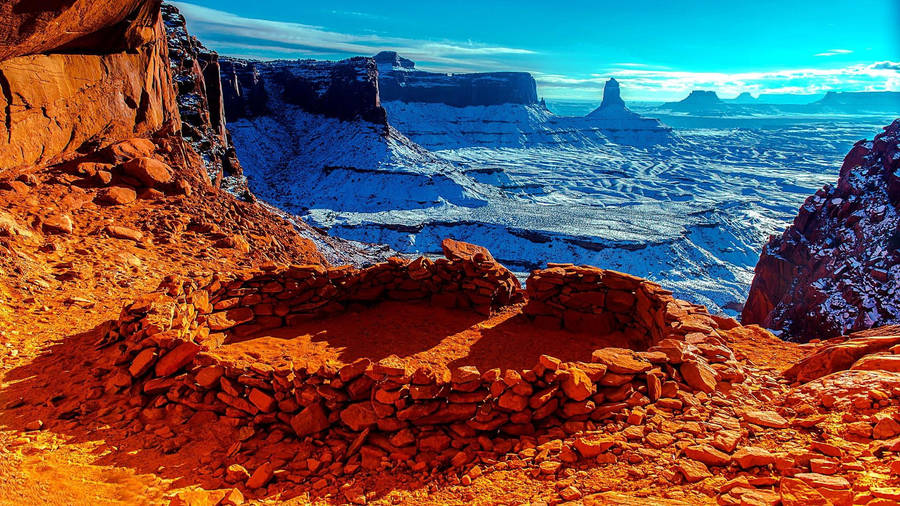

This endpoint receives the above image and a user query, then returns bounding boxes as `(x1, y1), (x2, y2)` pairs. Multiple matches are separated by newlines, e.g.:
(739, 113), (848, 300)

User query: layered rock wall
(0, 0), (180, 172)
(0, 0), (150, 60)
(379, 69), (539, 107)
(525, 265), (673, 349)
(743, 120), (900, 340)
(220, 57), (387, 124)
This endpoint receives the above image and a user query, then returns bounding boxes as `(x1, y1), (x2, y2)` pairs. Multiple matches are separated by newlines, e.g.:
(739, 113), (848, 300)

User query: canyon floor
(237, 114), (894, 315)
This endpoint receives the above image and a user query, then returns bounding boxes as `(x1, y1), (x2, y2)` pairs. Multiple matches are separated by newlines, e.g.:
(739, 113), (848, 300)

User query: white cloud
(815, 49), (853, 56)
(170, 1), (535, 70)
(535, 61), (900, 101)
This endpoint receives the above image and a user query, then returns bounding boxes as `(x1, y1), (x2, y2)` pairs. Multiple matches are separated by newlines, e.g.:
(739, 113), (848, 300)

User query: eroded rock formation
(0, 0), (180, 171)
(162, 3), (245, 191)
(6, 2), (900, 505)
(0, 0), (151, 60)
(220, 57), (387, 124)
(743, 120), (900, 340)
(377, 54), (538, 107)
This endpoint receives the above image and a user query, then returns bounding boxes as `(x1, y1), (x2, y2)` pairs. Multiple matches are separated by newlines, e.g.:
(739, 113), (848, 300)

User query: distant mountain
(658, 90), (729, 114)
(376, 55), (676, 148)
(727, 92), (758, 104)
(756, 93), (822, 105)
(813, 91), (900, 113)
(376, 53), (538, 108)
(581, 79), (674, 144)
(655, 89), (899, 116)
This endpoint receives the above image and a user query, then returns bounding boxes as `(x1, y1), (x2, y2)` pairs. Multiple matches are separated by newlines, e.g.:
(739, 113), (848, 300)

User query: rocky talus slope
(3, 2), (900, 506)
(744, 120), (900, 341)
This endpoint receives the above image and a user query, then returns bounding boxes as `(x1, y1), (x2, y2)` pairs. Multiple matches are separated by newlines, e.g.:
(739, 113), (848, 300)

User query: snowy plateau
(223, 58), (898, 315)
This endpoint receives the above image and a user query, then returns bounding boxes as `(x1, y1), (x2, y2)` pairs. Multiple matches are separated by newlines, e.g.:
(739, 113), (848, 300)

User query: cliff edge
(743, 119), (900, 340)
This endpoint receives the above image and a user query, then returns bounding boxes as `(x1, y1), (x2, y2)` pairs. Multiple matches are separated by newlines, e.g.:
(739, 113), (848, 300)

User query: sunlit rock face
(0, 0), (149, 60)
(0, 0), (180, 172)
(743, 119), (900, 341)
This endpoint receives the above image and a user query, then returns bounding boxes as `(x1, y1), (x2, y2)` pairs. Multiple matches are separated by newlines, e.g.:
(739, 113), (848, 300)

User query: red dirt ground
(218, 302), (636, 373)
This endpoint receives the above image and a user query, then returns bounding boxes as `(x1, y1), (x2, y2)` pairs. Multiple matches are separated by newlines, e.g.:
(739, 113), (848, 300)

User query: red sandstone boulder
(208, 307), (254, 331)
(733, 446), (776, 468)
(560, 368), (596, 401)
(684, 444), (731, 467)
(787, 369), (900, 410)
(784, 331), (900, 382)
(741, 410), (789, 429)
(248, 389), (276, 413)
(106, 225), (143, 242)
(573, 434), (616, 457)
(851, 354), (900, 373)
(245, 462), (273, 489)
(41, 213), (73, 234)
(677, 459), (712, 483)
(679, 358), (717, 393)
(290, 403), (330, 437)
(794, 472), (851, 491)
(120, 157), (173, 187)
(590, 348), (651, 374)
(97, 186), (137, 206)
(340, 403), (377, 431)
(441, 238), (494, 262)
(154, 342), (200, 377)
(780, 478), (832, 506)
(128, 348), (157, 377)
(100, 138), (157, 164)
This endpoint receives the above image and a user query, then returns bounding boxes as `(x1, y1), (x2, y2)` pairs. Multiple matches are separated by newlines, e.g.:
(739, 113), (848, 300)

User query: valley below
(235, 114), (892, 315)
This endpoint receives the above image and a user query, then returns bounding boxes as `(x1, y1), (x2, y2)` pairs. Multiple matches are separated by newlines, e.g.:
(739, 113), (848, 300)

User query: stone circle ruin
(102, 239), (745, 469)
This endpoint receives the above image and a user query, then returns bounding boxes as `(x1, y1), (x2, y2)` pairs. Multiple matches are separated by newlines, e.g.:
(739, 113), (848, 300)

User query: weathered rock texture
(220, 57), (387, 124)
(0, 0), (180, 171)
(0, 0), (150, 60)
(161, 3), (245, 191)
(743, 120), (900, 341)
(526, 265), (673, 349)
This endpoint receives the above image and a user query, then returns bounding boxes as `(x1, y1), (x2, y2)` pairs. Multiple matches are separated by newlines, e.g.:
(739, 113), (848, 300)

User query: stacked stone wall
(102, 244), (746, 470)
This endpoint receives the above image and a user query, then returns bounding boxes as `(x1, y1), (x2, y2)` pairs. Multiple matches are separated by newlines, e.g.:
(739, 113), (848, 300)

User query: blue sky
(171, 0), (899, 101)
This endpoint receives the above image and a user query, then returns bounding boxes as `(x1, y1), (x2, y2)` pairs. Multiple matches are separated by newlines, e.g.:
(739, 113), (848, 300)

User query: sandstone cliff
(7, 3), (900, 505)
(0, 0), (180, 171)
(743, 119), (900, 340)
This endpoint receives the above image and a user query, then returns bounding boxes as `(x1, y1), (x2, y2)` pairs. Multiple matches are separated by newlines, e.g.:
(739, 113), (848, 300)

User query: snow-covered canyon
(221, 53), (897, 315)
